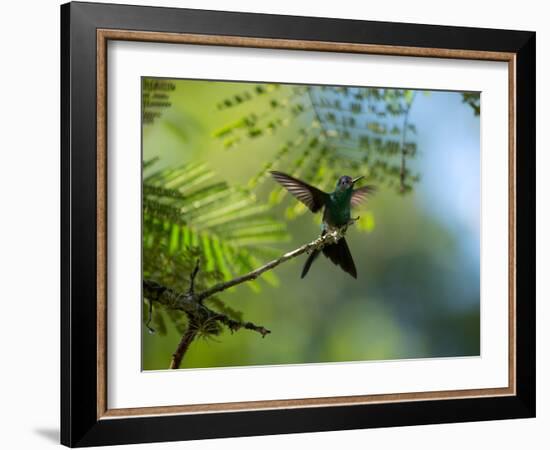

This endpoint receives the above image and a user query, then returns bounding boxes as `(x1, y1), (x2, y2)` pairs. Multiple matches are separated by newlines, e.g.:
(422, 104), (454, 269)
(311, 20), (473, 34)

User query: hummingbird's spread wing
(270, 171), (328, 213)
(350, 185), (377, 208)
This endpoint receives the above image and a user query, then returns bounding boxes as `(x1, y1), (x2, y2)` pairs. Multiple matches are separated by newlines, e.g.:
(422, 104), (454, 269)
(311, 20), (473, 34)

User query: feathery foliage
(143, 158), (290, 334)
(461, 92), (481, 116)
(214, 84), (420, 223)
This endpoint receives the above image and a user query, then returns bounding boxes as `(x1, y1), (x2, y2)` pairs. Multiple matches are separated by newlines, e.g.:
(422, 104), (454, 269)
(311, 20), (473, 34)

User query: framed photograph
(61, 1), (535, 447)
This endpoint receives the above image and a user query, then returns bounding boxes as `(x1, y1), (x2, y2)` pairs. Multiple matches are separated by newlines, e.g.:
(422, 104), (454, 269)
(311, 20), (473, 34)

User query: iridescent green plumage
(270, 171), (375, 279)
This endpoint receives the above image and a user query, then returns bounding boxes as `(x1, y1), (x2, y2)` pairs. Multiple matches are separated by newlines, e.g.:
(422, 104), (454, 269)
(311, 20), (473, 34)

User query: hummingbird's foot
(337, 217), (359, 235)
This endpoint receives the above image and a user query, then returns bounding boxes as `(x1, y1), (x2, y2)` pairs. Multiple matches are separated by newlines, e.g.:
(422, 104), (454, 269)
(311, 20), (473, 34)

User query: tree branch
(169, 321), (198, 369)
(306, 87), (333, 145)
(196, 227), (347, 302)
(144, 224), (353, 368)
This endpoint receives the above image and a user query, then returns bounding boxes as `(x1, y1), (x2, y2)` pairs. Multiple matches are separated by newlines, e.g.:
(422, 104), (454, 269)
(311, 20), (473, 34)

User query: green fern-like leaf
(143, 159), (290, 287)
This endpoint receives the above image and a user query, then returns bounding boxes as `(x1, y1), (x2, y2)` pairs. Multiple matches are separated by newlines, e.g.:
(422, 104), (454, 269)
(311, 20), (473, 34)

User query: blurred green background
(142, 78), (480, 370)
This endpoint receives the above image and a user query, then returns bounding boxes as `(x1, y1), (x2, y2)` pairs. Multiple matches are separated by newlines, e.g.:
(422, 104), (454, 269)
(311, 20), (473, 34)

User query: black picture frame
(61, 1), (535, 447)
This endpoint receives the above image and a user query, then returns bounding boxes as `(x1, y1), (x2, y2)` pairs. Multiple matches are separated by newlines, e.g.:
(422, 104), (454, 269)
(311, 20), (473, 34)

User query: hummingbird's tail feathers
(322, 237), (357, 279)
(301, 249), (321, 278)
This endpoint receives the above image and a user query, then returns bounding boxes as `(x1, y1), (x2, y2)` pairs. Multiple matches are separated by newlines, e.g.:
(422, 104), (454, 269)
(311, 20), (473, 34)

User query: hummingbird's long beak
(352, 176), (364, 185)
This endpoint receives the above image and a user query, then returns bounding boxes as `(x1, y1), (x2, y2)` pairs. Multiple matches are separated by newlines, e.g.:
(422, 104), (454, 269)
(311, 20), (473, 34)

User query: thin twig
(400, 92), (416, 192)
(196, 228), (346, 302)
(306, 87), (325, 131)
(189, 257), (200, 294)
(213, 314), (271, 338)
(306, 87), (335, 146)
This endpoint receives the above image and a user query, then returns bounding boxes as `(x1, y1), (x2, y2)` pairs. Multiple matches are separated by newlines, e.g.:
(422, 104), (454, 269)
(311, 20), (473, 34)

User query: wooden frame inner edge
(97, 29), (107, 419)
(96, 29), (517, 420)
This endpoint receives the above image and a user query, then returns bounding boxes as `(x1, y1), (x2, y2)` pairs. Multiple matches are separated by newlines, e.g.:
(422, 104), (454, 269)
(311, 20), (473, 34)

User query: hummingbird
(270, 171), (375, 279)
